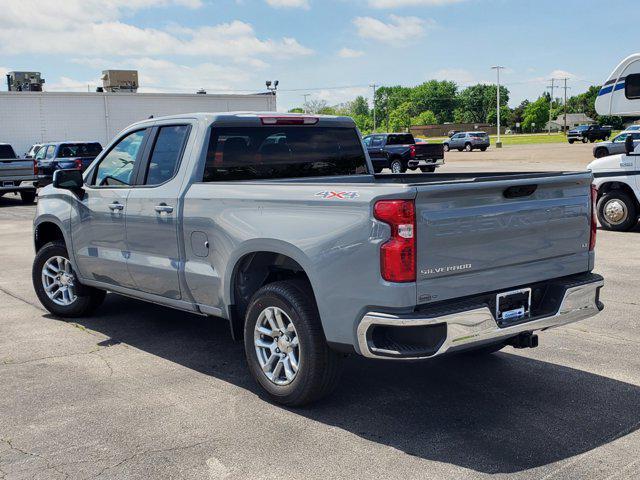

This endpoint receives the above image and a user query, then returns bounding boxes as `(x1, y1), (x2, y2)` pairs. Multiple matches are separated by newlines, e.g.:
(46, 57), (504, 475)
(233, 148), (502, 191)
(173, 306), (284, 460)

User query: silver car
(593, 131), (640, 158)
(444, 131), (490, 152)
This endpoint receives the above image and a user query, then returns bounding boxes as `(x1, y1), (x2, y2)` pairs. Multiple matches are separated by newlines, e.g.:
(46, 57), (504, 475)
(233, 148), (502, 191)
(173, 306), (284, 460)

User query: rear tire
(443, 143), (450, 152)
(582, 137), (589, 144)
(32, 241), (106, 317)
(597, 191), (638, 232)
(480, 147), (487, 152)
(419, 166), (436, 173)
(389, 158), (406, 174)
(594, 148), (609, 159)
(20, 191), (36, 204)
(244, 280), (342, 406)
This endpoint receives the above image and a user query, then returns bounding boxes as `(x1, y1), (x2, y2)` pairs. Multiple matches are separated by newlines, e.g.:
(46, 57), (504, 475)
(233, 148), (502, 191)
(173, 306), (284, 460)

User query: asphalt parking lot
(1, 142), (639, 479)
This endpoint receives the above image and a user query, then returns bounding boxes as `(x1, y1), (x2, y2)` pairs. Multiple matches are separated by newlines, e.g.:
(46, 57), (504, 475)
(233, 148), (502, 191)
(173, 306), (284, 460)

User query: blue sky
(0, 0), (638, 111)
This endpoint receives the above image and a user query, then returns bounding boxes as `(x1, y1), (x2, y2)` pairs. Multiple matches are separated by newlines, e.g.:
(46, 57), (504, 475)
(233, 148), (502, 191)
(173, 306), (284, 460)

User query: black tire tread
(32, 241), (106, 317)
(244, 280), (342, 406)
(597, 191), (638, 232)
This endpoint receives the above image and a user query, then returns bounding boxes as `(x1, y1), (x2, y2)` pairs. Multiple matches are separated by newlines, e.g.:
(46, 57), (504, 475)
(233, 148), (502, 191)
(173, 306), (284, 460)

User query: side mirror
(625, 135), (635, 155)
(53, 169), (84, 193)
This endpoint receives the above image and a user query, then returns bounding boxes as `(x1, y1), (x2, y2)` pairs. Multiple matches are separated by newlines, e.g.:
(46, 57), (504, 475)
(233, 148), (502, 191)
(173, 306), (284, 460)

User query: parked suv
(592, 131), (640, 158)
(444, 132), (490, 152)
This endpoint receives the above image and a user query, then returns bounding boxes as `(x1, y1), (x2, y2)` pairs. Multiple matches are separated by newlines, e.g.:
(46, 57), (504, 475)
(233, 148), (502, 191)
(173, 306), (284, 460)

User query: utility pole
(547, 78), (556, 135)
(370, 83), (377, 132)
(491, 66), (505, 148)
(562, 78), (571, 135)
(303, 94), (310, 113)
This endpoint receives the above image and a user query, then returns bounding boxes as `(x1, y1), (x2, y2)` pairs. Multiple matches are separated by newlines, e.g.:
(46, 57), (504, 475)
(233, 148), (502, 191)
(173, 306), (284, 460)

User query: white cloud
(265, 0), (310, 8)
(0, 19), (313, 61)
(549, 69), (575, 79)
(433, 68), (477, 85)
(0, 0), (202, 29)
(338, 48), (364, 58)
(353, 15), (429, 44)
(368, 0), (466, 7)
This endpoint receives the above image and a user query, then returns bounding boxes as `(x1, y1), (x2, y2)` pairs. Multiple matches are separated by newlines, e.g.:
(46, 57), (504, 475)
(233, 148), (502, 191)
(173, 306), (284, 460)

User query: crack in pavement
(90, 440), (210, 479)
(0, 285), (46, 313)
(1, 438), (69, 480)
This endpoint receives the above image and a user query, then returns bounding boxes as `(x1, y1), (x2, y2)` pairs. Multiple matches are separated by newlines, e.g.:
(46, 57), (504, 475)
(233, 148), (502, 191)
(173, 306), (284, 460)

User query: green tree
(352, 113), (373, 133)
(411, 110), (437, 126)
(409, 80), (458, 123)
(522, 95), (550, 132)
(288, 107), (305, 113)
(389, 102), (414, 132)
(349, 96), (370, 117)
(456, 84), (510, 123)
(374, 85), (412, 131)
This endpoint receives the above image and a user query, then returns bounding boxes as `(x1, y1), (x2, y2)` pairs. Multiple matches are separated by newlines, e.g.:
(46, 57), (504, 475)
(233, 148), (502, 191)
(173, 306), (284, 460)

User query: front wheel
(597, 191), (638, 231)
(244, 280), (342, 406)
(389, 158), (406, 174)
(464, 143), (473, 152)
(32, 241), (106, 317)
(568, 139), (575, 144)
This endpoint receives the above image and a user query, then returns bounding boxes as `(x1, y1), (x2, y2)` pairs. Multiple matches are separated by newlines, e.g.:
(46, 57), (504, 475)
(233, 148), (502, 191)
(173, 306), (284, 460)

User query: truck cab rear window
(386, 134), (414, 145)
(58, 143), (103, 158)
(203, 127), (368, 181)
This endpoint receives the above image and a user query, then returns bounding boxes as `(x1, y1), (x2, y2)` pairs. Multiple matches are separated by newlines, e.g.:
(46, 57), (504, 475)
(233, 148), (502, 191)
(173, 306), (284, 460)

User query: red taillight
(590, 184), (597, 251)
(374, 200), (416, 282)
(260, 116), (319, 125)
(33, 159), (38, 175)
(74, 158), (83, 170)
(409, 145), (416, 158)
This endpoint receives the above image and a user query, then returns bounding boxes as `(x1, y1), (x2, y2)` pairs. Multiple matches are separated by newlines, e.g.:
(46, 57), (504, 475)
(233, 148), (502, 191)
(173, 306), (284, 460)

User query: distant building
(546, 113), (595, 132)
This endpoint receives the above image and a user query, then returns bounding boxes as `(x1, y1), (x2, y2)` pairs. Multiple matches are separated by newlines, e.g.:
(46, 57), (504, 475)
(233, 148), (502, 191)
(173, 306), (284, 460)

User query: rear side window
(0, 145), (16, 158)
(203, 127), (368, 182)
(58, 143), (102, 158)
(625, 74), (640, 100)
(386, 134), (415, 145)
(469, 133), (488, 138)
(145, 125), (190, 185)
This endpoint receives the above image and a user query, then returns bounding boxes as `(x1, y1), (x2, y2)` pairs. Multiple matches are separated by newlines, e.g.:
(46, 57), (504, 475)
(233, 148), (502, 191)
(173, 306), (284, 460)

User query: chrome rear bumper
(357, 276), (604, 360)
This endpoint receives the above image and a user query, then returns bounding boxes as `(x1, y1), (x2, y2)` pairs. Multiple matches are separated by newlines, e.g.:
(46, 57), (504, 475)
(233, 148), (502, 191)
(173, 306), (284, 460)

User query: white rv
(589, 54), (640, 231)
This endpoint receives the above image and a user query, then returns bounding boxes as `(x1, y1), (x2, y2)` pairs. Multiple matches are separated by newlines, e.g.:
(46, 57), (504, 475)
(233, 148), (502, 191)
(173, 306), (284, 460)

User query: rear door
(414, 173), (593, 304)
(71, 129), (149, 287)
(125, 123), (192, 299)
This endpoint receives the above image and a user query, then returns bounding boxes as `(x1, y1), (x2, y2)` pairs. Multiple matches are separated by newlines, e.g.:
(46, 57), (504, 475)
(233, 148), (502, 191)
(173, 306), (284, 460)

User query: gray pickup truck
(0, 143), (37, 203)
(32, 113), (604, 406)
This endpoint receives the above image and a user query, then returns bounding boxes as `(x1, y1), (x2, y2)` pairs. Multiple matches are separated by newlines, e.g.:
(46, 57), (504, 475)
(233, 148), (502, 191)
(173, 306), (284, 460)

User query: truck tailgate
(0, 159), (34, 181)
(415, 173), (593, 304)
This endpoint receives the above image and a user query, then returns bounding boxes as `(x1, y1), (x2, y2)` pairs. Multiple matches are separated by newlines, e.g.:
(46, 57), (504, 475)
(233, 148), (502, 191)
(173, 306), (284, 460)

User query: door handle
(154, 203), (174, 214)
(108, 202), (124, 211)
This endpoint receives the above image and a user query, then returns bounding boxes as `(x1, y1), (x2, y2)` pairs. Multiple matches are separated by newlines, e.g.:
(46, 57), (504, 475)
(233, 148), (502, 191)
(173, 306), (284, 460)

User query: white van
(589, 54), (640, 231)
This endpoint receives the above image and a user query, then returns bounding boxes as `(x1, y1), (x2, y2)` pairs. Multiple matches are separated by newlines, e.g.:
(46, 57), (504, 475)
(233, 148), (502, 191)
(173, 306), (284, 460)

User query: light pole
(370, 84), (377, 132)
(303, 93), (310, 113)
(491, 66), (505, 148)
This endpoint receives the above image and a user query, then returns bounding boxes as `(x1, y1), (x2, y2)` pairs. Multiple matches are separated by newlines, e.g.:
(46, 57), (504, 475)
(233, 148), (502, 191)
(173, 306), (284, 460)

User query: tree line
(289, 80), (627, 135)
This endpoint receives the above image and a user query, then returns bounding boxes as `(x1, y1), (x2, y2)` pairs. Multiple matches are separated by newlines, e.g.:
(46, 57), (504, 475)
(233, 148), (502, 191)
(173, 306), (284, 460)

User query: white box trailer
(0, 91), (276, 156)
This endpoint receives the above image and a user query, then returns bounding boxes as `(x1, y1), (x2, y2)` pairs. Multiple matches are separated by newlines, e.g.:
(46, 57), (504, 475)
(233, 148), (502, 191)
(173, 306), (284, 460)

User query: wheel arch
(597, 181), (640, 209)
(225, 242), (318, 341)
(34, 218), (69, 253)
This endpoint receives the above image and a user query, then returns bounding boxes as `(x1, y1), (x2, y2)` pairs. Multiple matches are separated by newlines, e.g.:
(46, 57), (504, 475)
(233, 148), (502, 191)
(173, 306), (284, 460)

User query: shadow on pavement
(62, 293), (640, 475)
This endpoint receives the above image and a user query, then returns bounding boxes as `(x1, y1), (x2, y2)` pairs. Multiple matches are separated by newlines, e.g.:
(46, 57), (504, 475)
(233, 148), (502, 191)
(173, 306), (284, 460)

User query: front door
(125, 124), (192, 299)
(71, 128), (149, 287)
(367, 135), (387, 170)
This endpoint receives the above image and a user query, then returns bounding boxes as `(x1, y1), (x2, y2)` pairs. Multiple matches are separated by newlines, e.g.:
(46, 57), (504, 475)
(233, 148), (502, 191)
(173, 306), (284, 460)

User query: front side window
(145, 125), (190, 185)
(625, 74), (640, 100)
(93, 130), (146, 187)
(35, 145), (47, 160)
(203, 126), (368, 182)
(362, 136), (372, 147)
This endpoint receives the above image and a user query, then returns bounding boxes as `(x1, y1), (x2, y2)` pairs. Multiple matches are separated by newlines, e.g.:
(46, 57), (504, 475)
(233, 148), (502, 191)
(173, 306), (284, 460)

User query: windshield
(574, 125), (589, 131)
(58, 143), (103, 158)
(203, 126), (368, 181)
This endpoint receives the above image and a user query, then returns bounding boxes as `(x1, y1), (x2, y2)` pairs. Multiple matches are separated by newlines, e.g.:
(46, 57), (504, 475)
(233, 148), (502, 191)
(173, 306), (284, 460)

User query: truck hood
(587, 153), (626, 171)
